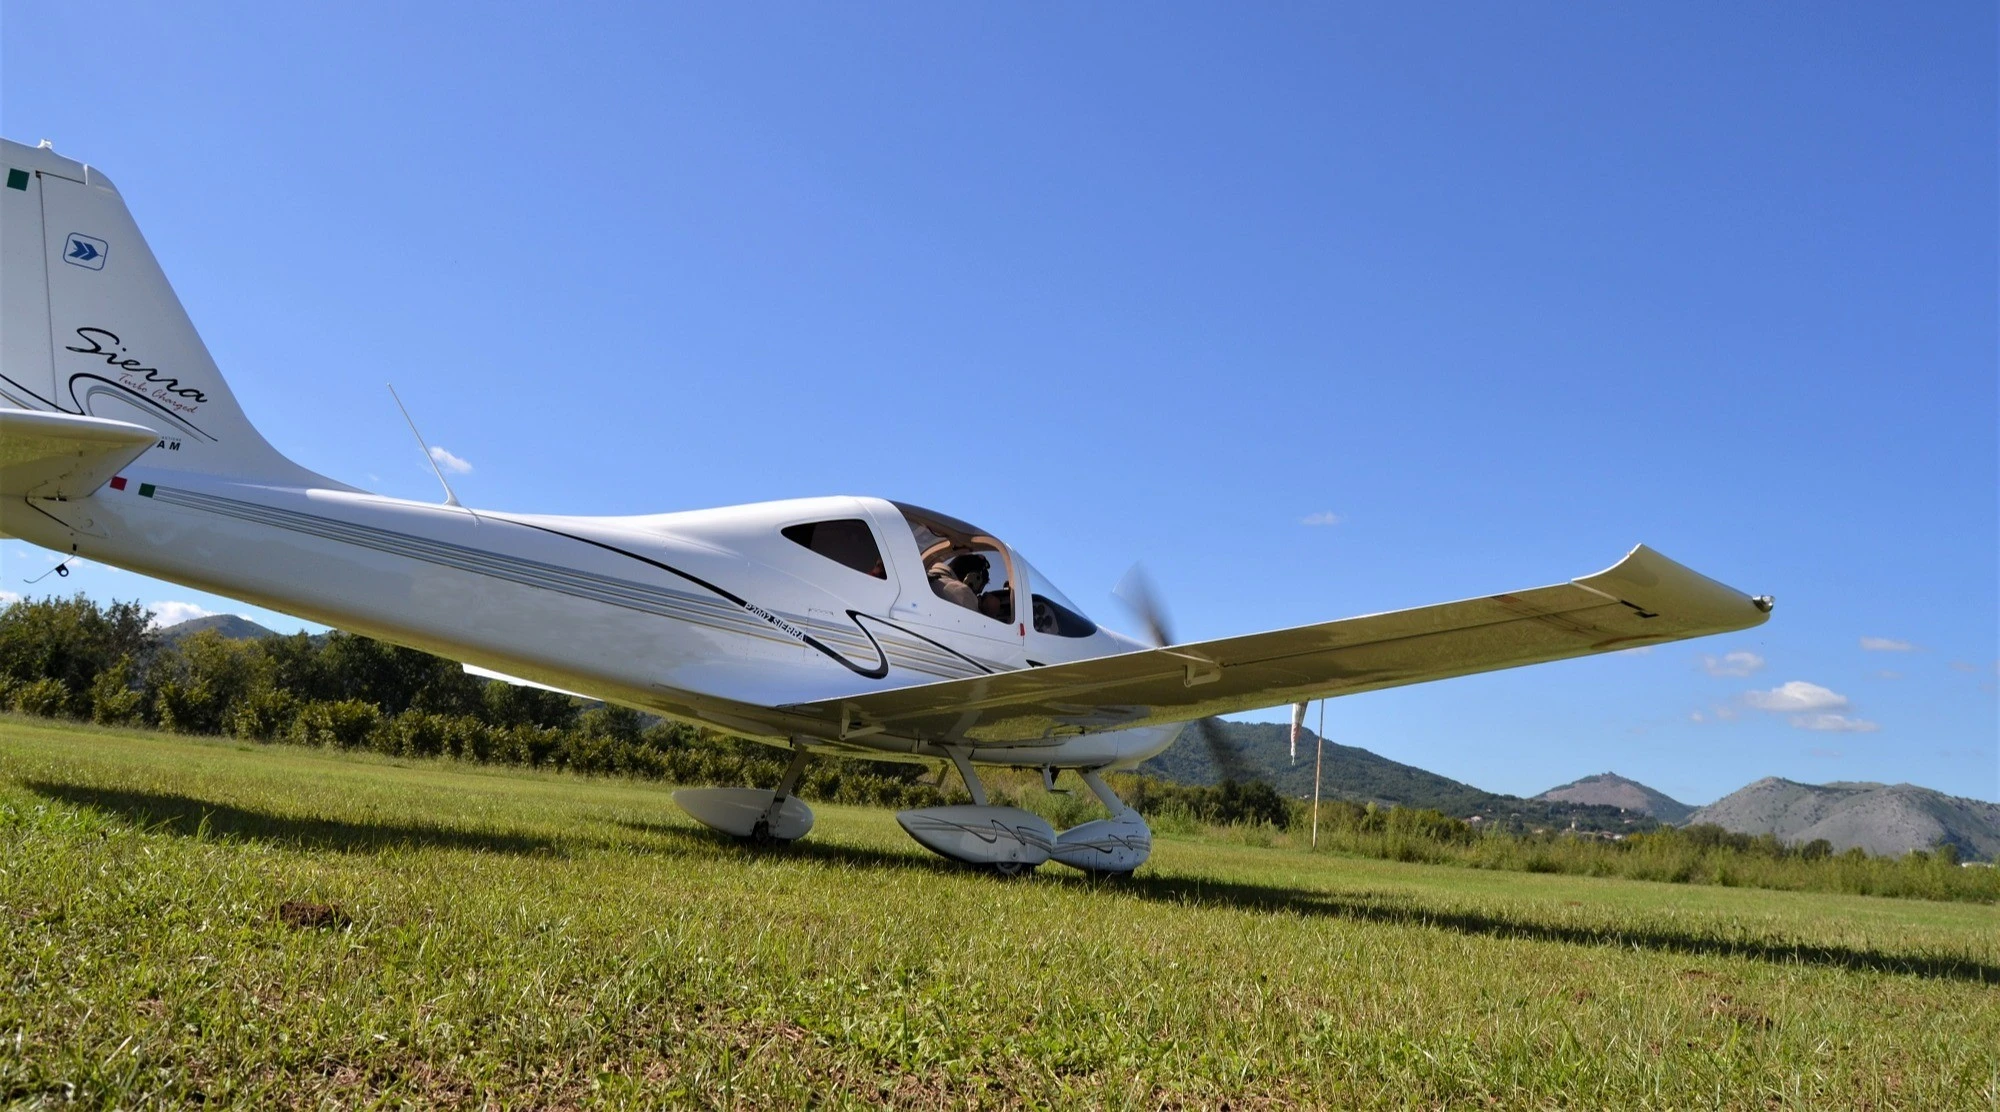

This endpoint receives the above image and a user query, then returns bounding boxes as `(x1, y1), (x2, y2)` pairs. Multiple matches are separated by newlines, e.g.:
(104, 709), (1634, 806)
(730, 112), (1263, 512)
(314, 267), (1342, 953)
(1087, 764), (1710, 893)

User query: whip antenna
(387, 383), (462, 507)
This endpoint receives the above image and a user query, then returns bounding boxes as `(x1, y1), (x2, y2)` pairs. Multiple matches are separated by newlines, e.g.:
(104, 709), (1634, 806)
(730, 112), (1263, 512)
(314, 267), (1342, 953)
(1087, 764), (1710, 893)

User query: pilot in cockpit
(928, 553), (989, 612)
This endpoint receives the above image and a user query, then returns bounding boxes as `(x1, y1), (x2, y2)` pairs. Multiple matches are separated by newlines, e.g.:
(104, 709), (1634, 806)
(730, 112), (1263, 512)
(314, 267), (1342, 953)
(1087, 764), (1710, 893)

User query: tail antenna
(387, 383), (462, 507)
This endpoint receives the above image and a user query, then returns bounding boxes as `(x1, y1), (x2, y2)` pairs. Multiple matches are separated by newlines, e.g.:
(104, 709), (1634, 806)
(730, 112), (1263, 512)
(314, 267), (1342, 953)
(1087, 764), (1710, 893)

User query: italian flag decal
(108, 477), (154, 497)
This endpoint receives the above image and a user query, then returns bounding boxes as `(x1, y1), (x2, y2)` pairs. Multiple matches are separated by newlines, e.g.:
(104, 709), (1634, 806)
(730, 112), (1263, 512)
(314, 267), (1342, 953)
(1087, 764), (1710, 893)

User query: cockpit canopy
(891, 502), (1097, 638)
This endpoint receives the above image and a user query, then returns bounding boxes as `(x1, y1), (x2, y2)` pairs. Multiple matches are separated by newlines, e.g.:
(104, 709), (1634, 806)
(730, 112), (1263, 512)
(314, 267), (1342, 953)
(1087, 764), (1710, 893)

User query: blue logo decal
(63, 233), (108, 270)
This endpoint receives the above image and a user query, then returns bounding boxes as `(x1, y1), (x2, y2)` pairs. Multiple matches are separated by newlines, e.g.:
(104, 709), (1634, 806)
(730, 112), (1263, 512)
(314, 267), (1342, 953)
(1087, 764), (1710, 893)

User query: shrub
(444, 716), (495, 761)
(227, 688), (300, 741)
(379, 710), (451, 758)
(11, 676), (75, 718)
(88, 657), (145, 725)
(153, 681), (226, 734)
(290, 699), (382, 748)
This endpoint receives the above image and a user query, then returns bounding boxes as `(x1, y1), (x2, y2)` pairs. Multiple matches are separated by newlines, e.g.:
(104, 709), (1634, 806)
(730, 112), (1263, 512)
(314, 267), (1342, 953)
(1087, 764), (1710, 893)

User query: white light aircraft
(0, 139), (1772, 875)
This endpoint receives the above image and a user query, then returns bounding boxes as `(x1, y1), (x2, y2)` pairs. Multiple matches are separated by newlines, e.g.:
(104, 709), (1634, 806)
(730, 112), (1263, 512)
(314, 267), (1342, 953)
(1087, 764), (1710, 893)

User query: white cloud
(1743, 681), (1848, 713)
(1860, 637), (1915, 652)
(0, 589), (20, 607)
(1300, 511), (1342, 527)
(1876, 670), (1902, 681)
(1791, 713), (1880, 733)
(1702, 650), (1765, 678)
(429, 446), (473, 474)
(147, 601), (217, 630)
(1688, 711), (1705, 723)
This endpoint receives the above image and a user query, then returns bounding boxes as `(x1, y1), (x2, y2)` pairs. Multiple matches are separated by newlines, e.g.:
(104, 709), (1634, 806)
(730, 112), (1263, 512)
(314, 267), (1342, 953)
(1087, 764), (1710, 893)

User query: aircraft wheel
(989, 860), (1038, 879)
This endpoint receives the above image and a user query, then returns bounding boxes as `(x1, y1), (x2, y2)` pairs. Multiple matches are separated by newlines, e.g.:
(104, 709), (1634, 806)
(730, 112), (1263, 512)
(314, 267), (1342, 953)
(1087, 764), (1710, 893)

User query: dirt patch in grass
(278, 901), (350, 929)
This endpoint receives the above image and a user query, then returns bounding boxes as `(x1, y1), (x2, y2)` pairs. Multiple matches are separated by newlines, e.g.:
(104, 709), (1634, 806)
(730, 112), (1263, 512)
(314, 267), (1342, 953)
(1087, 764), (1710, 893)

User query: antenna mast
(387, 384), (462, 507)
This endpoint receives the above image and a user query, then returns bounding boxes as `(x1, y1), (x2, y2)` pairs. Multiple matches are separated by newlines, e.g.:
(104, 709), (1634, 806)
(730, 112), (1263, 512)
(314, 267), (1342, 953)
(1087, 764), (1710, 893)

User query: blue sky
(3, 4), (1993, 805)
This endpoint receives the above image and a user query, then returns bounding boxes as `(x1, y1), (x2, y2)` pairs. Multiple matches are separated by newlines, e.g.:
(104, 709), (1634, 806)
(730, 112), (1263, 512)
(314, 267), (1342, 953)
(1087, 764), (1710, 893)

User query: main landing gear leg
(945, 746), (988, 806)
(754, 747), (813, 844)
(671, 741), (817, 844)
(1048, 769), (1153, 877)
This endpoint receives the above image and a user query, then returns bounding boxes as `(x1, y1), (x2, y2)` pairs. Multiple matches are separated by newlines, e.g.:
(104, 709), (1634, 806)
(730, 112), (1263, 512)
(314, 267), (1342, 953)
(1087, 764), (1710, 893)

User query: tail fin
(1, 138), (333, 486)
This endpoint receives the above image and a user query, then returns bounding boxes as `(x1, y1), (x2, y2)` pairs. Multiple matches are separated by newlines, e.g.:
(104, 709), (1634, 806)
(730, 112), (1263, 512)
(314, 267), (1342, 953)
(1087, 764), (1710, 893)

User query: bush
(227, 688), (299, 741)
(290, 699), (383, 748)
(444, 716), (495, 761)
(378, 710), (452, 758)
(88, 657), (145, 725)
(153, 680), (224, 735)
(11, 676), (75, 718)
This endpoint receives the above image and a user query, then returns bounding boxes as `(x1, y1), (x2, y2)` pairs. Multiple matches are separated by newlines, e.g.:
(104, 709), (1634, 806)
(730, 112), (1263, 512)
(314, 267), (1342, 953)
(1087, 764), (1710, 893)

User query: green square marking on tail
(5, 169), (28, 191)
(137, 483), (156, 498)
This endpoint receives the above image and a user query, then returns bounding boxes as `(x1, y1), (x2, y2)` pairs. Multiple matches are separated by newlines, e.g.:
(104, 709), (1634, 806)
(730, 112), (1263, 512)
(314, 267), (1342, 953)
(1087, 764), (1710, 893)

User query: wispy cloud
(1949, 660), (1977, 674)
(1792, 714), (1880, 733)
(1743, 681), (1847, 713)
(1300, 511), (1342, 527)
(1876, 670), (1902, 681)
(1808, 747), (1844, 758)
(1702, 650), (1765, 678)
(147, 601), (217, 629)
(429, 446), (473, 475)
(0, 589), (20, 608)
(1860, 636), (1916, 652)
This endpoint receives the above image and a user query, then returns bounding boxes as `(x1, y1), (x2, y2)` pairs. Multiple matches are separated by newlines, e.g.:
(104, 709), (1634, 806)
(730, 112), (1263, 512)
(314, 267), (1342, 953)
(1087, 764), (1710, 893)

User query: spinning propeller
(1114, 565), (1257, 784)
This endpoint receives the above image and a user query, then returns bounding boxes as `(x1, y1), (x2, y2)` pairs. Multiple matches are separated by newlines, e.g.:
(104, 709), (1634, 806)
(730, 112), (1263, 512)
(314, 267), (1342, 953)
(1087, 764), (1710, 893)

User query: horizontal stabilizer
(0, 408), (157, 500)
(787, 545), (1771, 746)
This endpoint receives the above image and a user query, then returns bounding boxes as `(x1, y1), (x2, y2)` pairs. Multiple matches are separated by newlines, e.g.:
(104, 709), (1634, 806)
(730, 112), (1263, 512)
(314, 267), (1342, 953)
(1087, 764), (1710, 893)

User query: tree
(0, 595), (153, 714)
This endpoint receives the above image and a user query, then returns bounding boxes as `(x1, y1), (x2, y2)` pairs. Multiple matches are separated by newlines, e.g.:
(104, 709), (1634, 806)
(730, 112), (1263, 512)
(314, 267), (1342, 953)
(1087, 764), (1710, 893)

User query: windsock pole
(1311, 699), (1327, 848)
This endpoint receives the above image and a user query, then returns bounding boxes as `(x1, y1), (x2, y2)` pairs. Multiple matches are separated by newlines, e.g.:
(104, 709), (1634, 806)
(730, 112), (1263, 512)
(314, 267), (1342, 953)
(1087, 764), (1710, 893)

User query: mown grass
(2, 714), (1997, 1109)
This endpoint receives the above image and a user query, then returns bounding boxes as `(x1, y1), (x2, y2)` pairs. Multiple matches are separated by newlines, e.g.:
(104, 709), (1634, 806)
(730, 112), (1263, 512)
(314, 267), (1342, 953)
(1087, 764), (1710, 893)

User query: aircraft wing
(0, 409), (158, 501)
(786, 545), (1770, 746)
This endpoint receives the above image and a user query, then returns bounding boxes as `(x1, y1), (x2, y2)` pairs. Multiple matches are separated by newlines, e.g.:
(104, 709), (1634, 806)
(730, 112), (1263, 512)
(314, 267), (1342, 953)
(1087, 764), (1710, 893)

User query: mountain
(157, 614), (280, 642)
(1535, 772), (1694, 823)
(1688, 778), (2000, 861)
(1137, 721), (1658, 833)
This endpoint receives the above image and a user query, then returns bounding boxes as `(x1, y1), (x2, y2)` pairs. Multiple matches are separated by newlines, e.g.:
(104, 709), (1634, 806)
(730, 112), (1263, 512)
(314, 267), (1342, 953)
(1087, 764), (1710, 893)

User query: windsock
(1289, 701), (1309, 765)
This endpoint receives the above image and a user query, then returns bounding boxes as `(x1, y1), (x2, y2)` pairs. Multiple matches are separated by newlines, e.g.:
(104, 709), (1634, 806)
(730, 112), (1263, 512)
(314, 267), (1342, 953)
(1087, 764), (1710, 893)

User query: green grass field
(3, 714), (1996, 1109)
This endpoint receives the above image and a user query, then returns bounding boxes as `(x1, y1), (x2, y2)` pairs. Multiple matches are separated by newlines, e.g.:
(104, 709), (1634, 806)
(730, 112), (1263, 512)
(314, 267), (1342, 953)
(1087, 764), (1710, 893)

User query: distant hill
(1688, 778), (2000, 861)
(1535, 772), (1694, 823)
(1138, 721), (1658, 833)
(157, 614), (280, 642)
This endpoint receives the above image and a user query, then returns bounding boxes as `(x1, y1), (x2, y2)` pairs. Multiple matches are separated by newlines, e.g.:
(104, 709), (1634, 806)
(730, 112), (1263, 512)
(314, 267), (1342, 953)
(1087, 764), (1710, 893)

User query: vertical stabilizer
(1, 138), (334, 487)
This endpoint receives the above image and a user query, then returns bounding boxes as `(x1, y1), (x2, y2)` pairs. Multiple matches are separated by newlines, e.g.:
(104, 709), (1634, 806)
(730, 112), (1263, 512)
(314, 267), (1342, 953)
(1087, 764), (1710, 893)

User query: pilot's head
(949, 553), (991, 592)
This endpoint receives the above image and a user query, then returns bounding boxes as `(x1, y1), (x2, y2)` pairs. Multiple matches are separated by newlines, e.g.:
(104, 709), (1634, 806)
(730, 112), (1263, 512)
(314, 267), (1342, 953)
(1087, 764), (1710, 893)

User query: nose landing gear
(674, 746), (815, 843)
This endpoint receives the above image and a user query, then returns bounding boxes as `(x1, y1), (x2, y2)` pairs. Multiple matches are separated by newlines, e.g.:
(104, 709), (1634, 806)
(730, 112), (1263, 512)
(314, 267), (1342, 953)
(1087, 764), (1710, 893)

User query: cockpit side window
(781, 519), (887, 579)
